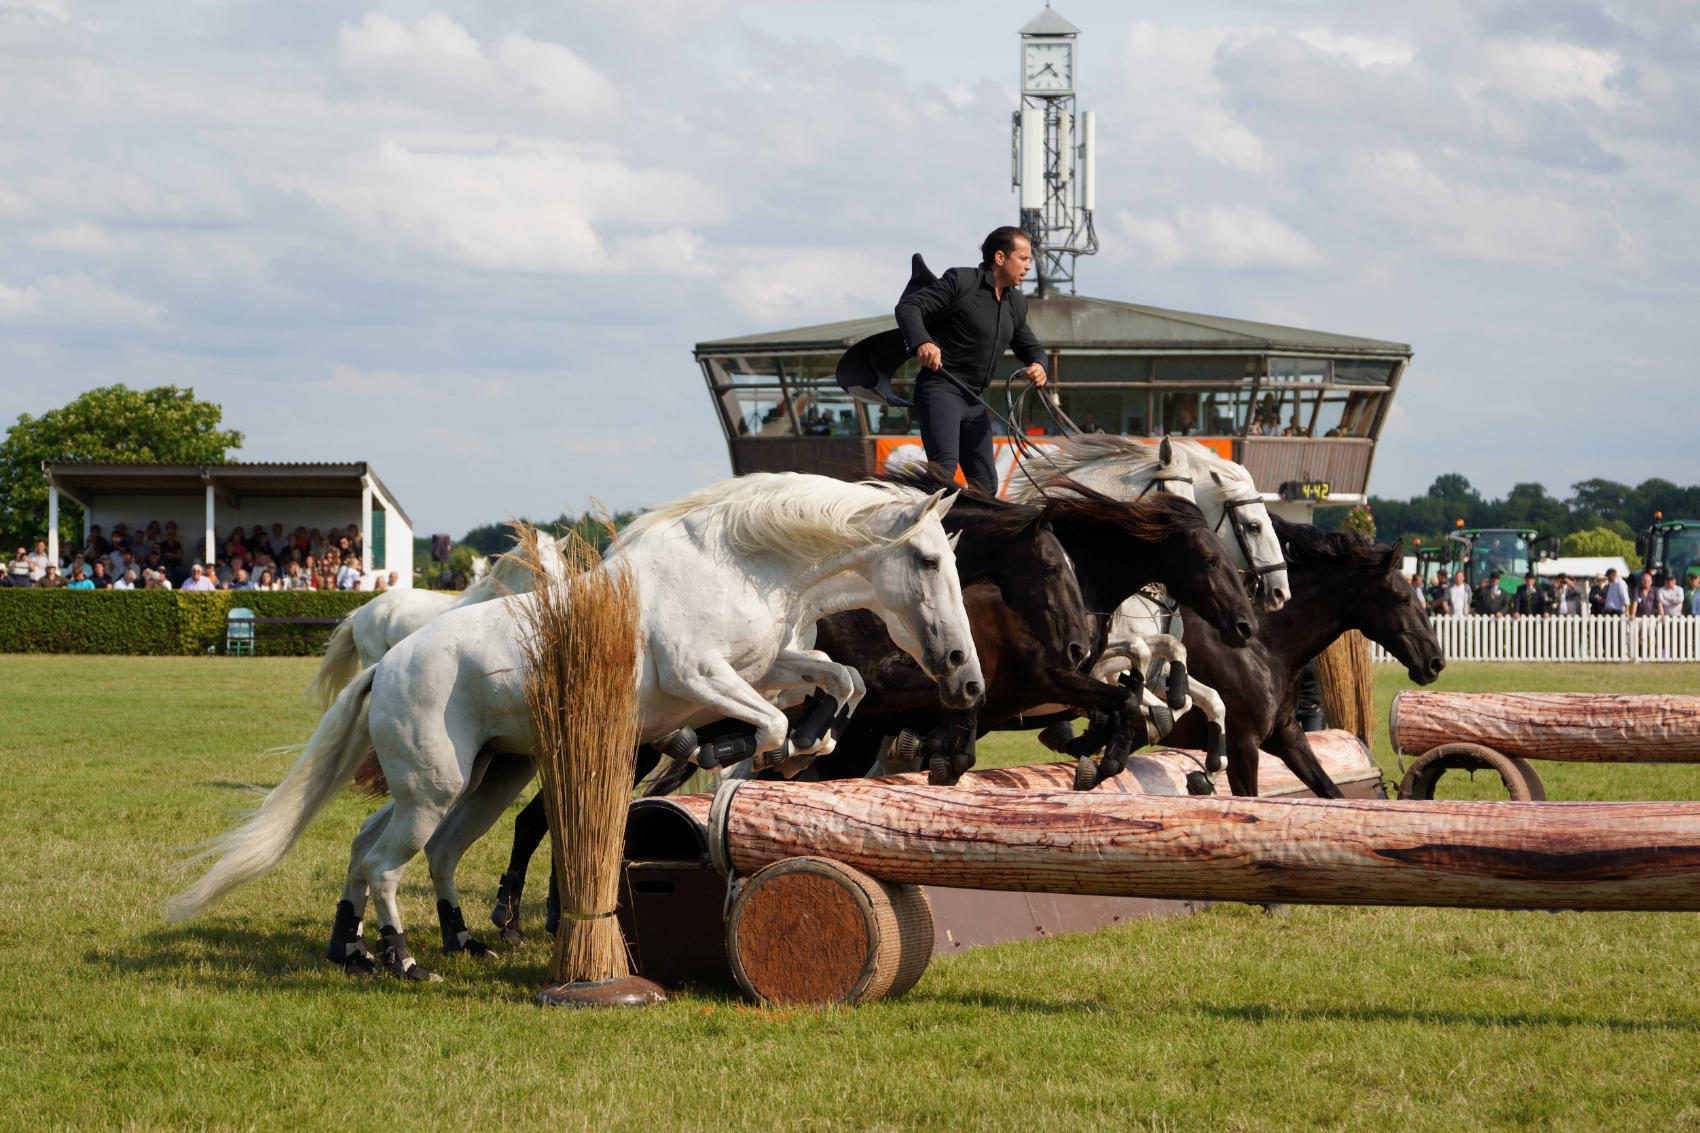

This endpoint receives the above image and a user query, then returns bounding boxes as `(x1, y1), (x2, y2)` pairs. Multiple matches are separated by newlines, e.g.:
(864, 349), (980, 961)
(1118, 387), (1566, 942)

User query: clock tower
(1013, 4), (1097, 296)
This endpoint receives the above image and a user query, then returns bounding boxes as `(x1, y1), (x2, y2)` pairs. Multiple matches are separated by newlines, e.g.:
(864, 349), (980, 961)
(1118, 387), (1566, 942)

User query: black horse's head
(1275, 518), (1446, 684)
(1144, 497), (1258, 647)
(879, 466), (1093, 672)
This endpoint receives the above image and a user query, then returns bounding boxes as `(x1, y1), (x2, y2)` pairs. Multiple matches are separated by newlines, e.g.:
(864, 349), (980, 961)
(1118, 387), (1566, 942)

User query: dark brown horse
(1158, 517), (1445, 797)
(806, 470), (1256, 785)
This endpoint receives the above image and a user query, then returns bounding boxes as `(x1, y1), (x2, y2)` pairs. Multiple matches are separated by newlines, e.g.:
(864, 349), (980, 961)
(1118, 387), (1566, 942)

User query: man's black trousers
(915, 377), (997, 495)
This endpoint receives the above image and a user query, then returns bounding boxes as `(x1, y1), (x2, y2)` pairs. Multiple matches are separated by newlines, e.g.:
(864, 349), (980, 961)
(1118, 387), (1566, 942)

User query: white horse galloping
(305, 538), (572, 710)
(166, 473), (983, 982)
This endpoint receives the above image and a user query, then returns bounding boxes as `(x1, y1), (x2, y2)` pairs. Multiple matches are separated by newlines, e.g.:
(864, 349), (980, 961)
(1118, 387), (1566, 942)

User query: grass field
(3, 655), (1699, 1131)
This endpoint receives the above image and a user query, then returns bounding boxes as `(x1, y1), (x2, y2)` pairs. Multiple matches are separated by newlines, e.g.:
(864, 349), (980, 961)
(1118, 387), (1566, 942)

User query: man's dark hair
(980, 226), (1032, 267)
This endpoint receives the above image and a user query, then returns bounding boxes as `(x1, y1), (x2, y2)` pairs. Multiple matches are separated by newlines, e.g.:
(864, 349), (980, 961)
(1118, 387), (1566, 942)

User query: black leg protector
(1205, 722), (1226, 774)
(377, 925), (441, 983)
(925, 713), (978, 786)
(1166, 661), (1189, 711)
(544, 871), (560, 936)
(1038, 720), (1076, 753)
(326, 898), (375, 977)
(490, 870), (525, 944)
(1185, 770), (1216, 796)
(438, 898), (493, 958)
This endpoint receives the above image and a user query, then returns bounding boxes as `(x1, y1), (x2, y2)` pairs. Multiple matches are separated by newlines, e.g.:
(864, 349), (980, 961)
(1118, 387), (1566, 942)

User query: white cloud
(335, 12), (622, 121)
(721, 247), (893, 325)
(1293, 28), (1417, 69)
(1122, 21), (1267, 172)
(0, 0), (69, 24)
(0, 272), (161, 326)
(1116, 206), (1325, 271)
(1482, 40), (1622, 110)
(297, 138), (723, 274)
(29, 221), (134, 256)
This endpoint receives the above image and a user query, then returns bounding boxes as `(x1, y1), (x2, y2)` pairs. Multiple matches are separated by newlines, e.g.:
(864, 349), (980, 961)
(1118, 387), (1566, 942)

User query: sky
(3, 0), (1697, 535)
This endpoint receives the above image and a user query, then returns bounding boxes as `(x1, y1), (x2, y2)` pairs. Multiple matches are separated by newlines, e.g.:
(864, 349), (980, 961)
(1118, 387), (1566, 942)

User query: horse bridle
(1215, 494), (1285, 602)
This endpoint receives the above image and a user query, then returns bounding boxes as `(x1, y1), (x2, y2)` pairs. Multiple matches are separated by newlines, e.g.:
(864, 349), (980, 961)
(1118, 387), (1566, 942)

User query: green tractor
(1639, 513), (1700, 584)
(1443, 523), (1545, 597)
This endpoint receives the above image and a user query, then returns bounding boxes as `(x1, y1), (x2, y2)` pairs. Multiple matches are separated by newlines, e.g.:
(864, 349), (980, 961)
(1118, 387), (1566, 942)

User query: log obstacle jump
(1390, 692), (1700, 800)
(614, 730), (1700, 1006)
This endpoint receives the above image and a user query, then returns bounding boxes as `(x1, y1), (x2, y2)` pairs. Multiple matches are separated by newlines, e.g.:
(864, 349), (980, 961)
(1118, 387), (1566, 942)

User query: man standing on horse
(895, 226), (1048, 495)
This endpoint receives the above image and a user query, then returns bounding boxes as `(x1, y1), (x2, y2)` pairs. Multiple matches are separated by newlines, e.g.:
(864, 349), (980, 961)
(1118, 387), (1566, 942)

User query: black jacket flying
(894, 266), (1046, 393)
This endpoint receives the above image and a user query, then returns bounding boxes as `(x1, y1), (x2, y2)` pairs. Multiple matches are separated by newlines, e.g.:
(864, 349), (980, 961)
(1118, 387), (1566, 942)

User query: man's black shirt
(895, 266), (1046, 393)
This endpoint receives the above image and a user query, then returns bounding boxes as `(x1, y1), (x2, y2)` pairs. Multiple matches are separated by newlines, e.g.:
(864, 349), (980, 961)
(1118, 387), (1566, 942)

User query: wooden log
(724, 857), (934, 1006)
(708, 779), (1700, 911)
(1391, 692), (1700, 763)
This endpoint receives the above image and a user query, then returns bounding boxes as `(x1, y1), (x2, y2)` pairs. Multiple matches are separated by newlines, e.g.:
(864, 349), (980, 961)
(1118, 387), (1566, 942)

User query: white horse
(305, 538), (571, 711)
(166, 473), (982, 981)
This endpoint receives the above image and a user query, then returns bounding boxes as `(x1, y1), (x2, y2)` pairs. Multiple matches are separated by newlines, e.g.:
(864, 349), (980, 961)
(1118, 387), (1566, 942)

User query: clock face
(1023, 40), (1073, 92)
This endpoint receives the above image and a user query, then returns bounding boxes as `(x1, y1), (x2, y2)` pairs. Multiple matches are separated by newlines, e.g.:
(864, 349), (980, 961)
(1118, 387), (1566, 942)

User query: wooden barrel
(1391, 692), (1700, 763)
(725, 856), (934, 1006)
(709, 778), (1700, 912)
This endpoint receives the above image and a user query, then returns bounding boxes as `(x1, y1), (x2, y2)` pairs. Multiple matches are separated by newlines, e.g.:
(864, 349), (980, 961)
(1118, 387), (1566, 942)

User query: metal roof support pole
(203, 473), (216, 569)
(360, 476), (374, 574)
(46, 474), (59, 566)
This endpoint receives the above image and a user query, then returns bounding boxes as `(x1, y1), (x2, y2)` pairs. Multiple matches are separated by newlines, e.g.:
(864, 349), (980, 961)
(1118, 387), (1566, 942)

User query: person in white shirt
(1658, 576), (1686, 618)
(336, 560), (362, 590)
(26, 540), (48, 581)
(1446, 570), (1472, 617)
(112, 569), (137, 591)
(1602, 569), (1629, 614)
(181, 563), (217, 591)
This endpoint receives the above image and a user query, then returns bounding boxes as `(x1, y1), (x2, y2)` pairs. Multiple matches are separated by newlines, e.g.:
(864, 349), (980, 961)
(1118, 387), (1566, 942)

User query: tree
(1562, 526), (1641, 570)
(1426, 473), (1479, 502)
(0, 385), (243, 545)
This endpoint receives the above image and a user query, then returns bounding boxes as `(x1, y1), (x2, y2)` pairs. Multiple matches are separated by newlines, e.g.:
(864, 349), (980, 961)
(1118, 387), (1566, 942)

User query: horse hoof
(341, 952), (377, 979)
(490, 872), (523, 931)
(1147, 703), (1175, 742)
(378, 927), (443, 984)
(1037, 721), (1076, 753)
(500, 925), (525, 948)
(1074, 756), (1099, 792)
(892, 729), (924, 765)
(1185, 770), (1215, 796)
(927, 753), (958, 787)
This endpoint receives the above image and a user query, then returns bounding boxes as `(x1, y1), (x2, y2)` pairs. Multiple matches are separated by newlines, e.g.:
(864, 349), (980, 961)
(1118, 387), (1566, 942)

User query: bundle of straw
(512, 523), (643, 987)
(1314, 628), (1374, 748)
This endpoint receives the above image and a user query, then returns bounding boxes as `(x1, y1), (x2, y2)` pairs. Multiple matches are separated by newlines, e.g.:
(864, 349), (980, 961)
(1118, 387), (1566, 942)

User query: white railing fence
(1369, 614), (1700, 664)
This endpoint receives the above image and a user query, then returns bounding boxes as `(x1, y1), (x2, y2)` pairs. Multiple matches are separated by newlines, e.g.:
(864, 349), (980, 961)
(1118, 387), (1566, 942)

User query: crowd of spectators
(1411, 566), (1700, 618)
(4, 520), (402, 593)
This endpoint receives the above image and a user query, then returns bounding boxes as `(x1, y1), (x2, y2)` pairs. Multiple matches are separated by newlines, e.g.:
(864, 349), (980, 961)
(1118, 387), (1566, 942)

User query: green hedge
(0, 589), (379, 655)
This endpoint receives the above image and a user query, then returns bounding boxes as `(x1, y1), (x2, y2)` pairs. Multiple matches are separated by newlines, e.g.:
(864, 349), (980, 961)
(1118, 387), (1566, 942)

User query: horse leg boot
(362, 774), (461, 983)
(491, 792), (549, 945)
(327, 800), (393, 976)
(427, 755), (537, 959)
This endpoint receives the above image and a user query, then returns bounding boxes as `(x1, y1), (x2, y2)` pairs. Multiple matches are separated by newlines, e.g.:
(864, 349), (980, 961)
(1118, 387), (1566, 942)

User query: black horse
(486, 489), (1095, 944)
(806, 469), (1256, 786)
(1156, 517), (1445, 797)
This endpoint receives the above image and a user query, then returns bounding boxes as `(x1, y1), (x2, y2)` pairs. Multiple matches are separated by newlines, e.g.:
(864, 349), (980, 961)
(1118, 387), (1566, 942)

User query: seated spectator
(66, 567), (94, 590)
(26, 540), (48, 582)
(292, 525), (311, 554)
(140, 520), (163, 554)
(336, 555), (362, 591)
(160, 522), (185, 582)
(84, 525), (110, 558)
(38, 564), (66, 588)
(308, 528), (328, 558)
(282, 561), (313, 590)
(224, 538), (250, 572)
(268, 523), (291, 559)
(232, 567), (254, 591)
(142, 567), (172, 590)
(1659, 574), (1686, 618)
(254, 568), (278, 591)
(90, 562), (112, 589)
(112, 568), (138, 591)
(107, 541), (129, 575)
(181, 563), (216, 591)
(375, 569), (400, 591)
(346, 524), (364, 562)
(7, 547), (30, 587)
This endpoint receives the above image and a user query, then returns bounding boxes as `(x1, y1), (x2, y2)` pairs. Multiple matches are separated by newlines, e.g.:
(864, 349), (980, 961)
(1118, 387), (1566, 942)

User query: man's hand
(916, 342), (942, 371)
(1024, 362), (1048, 387)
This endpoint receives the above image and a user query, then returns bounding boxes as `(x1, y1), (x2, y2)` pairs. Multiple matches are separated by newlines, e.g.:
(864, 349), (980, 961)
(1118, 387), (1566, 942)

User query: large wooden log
(708, 779), (1700, 911)
(1391, 692), (1700, 763)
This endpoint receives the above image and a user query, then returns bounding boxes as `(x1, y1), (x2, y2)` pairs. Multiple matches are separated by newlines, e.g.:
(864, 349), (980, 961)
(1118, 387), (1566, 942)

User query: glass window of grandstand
(1248, 388), (1317, 436)
(1310, 390), (1383, 437)
(1157, 388), (1250, 437)
(718, 383), (794, 437)
(780, 355), (865, 438)
(1332, 359), (1397, 386)
(1268, 357), (1329, 383)
(1152, 356), (1257, 385)
(708, 356), (786, 386)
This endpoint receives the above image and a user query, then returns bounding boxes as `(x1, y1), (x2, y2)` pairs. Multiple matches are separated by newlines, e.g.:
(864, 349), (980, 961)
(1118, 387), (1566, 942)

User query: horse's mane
(1273, 515), (1392, 571)
(1041, 476), (1208, 542)
(1170, 439), (1255, 489)
(1006, 435), (1167, 502)
(618, 472), (932, 564)
(878, 465), (1047, 540)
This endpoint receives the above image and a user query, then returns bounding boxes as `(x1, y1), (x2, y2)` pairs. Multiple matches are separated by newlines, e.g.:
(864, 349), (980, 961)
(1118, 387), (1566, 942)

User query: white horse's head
(860, 488), (985, 709)
(1174, 441), (1290, 611)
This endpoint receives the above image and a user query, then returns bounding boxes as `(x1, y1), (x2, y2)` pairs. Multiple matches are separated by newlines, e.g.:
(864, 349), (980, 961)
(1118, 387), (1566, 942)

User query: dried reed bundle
(1315, 629), (1374, 747)
(512, 522), (642, 986)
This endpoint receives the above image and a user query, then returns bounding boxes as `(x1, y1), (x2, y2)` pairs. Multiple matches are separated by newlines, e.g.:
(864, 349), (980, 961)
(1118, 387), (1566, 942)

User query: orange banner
(872, 435), (1232, 498)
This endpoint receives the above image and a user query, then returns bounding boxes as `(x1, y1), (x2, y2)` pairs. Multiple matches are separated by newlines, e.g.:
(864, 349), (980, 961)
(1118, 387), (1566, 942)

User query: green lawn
(2, 656), (1698, 1131)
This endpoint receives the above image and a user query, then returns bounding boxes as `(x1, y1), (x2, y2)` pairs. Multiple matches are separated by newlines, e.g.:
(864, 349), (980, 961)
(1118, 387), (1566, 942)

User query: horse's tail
(165, 665), (380, 923)
(305, 616), (362, 712)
